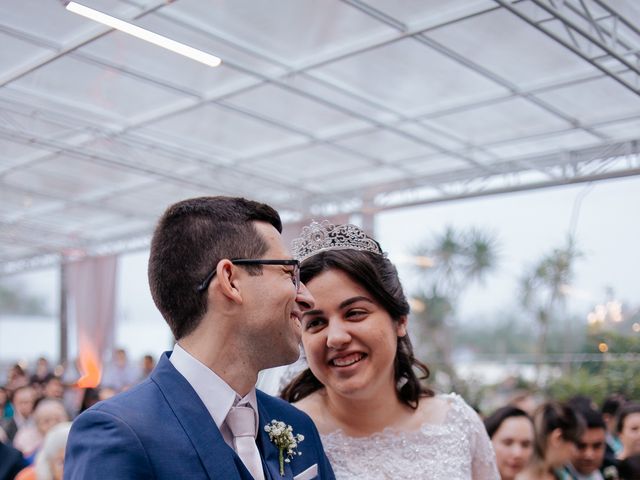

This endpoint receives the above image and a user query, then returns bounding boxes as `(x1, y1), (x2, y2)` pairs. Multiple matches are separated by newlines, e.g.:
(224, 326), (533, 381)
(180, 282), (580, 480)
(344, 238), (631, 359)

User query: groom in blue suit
(64, 197), (334, 480)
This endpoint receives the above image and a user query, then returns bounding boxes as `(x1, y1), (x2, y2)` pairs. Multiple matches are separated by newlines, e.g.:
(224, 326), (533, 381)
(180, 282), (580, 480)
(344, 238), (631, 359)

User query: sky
(377, 175), (640, 323)
(1, 175), (639, 363)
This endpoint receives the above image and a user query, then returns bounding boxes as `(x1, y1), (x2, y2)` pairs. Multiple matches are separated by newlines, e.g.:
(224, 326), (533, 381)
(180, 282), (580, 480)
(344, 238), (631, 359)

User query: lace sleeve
(459, 400), (500, 480)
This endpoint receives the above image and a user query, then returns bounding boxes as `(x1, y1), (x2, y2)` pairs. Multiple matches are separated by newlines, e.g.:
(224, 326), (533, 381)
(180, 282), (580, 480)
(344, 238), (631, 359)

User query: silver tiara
(291, 220), (384, 262)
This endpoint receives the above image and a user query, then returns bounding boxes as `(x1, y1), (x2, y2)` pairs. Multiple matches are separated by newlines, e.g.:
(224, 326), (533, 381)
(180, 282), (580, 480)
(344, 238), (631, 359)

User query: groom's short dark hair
(148, 196), (281, 340)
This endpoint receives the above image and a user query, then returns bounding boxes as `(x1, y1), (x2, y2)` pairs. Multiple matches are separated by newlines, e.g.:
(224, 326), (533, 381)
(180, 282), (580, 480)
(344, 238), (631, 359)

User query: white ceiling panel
(428, 97), (572, 144)
(168, 0), (395, 65)
(3, 156), (151, 198)
(278, 74), (398, 126)
(593, 117), (640, 140)
(334, 128), (435, 162)
(0, 33), (55, 81)
(533, 77), (640, 124)
(140, 103), (308, 158)
(249, 144), (372, 181)
(314, 36), (508, 116)
(12, 56), (188, 120)
(0, 187), (54, 218)
(1, 0), (639, 270)
(398, 121), (468, 152)
(224, 83), (369, 137)
(78, 29), (249, 97)
(0, 0), (99, 43)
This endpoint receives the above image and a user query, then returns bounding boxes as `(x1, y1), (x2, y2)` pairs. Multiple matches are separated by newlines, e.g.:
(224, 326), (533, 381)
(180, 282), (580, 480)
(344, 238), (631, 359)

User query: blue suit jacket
(64, 352), (334, 479)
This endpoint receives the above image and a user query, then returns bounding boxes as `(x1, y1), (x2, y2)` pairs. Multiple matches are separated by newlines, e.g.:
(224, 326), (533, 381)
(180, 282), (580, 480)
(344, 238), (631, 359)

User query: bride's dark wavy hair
(280, 249), (433, 408)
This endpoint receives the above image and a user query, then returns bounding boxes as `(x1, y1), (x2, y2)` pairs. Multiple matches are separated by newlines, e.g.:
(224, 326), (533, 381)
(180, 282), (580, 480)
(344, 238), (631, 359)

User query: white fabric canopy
(1, 0), (639, 273)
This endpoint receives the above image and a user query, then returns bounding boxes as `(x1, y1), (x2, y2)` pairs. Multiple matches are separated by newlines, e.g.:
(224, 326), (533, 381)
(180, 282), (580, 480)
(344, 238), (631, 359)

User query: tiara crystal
(291, 220), (384, 262)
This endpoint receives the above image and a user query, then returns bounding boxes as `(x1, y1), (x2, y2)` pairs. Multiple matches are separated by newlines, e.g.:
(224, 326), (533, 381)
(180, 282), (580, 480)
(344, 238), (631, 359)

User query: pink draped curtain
(65, 255), (117, 366)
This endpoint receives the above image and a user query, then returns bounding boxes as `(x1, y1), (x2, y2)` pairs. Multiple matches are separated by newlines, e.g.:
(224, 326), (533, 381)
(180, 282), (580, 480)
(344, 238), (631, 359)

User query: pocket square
(293, 463), (318, 480)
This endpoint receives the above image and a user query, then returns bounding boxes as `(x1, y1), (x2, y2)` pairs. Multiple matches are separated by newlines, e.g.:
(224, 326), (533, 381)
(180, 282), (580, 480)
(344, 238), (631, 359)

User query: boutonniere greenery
(264, 419), (304, 476)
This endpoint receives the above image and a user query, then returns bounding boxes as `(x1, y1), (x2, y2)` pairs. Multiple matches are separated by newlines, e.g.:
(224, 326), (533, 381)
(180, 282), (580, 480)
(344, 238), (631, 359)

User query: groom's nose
(295, 281), (315, 311)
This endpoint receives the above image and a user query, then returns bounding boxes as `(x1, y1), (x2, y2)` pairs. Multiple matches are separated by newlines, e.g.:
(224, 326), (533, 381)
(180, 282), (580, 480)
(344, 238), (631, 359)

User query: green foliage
(0, 282), (48, 315)
(546, 325), (640, 403)
(546, 360), (640, 405)
(585, 328), (640, 355)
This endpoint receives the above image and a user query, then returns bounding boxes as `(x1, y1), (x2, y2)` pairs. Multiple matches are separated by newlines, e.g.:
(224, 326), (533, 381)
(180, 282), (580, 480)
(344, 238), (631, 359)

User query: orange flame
(75, 342), (102, 388)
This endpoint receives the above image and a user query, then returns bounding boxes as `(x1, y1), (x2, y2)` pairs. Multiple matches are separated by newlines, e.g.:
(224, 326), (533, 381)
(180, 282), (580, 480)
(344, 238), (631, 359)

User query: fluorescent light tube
(65, 1), (222, 67)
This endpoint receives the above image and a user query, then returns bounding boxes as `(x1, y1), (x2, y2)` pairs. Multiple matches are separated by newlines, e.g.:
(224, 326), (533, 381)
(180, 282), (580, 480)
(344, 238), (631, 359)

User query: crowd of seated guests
(484, 393), (640, 480)
(0, 350), (155, 480)
(2, 351), (639, 480)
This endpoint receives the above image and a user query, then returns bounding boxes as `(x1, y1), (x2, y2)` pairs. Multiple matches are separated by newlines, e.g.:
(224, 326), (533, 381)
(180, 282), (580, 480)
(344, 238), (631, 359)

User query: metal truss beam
(495, 0), (640, 97)
(301, 138), (640, 214)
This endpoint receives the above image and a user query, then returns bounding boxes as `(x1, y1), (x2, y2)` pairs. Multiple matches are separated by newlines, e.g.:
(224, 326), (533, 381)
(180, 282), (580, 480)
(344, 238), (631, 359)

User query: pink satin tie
(226, 405), (265, 480)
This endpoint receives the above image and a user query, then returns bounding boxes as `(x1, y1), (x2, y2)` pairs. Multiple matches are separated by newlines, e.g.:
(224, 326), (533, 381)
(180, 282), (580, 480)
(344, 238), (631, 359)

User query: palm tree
(412, 226), (499, 389)
(520, 236), (581, 381)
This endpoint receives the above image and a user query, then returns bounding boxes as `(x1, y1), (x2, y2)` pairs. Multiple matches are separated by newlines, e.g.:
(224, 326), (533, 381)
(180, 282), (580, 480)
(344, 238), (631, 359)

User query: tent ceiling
(1, 0), (640, 272)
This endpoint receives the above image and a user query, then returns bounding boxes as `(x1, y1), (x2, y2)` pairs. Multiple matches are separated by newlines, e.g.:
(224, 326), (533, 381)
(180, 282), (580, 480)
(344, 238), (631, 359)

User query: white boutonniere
(603, 465), (619, 480)
(264, 419), (304, 476)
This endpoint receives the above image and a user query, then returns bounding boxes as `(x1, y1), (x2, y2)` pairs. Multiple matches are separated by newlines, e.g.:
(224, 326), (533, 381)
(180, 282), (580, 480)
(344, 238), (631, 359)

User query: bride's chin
(326, 380), (370, 399)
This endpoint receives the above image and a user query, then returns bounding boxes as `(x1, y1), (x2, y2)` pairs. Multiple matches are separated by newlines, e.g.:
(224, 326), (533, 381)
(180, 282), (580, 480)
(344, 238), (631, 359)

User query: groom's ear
(216, 260), (244, 305)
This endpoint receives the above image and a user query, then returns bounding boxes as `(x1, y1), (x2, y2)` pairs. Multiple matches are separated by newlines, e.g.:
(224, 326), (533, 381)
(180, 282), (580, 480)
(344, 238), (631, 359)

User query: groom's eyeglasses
(197, 259), (300, 293)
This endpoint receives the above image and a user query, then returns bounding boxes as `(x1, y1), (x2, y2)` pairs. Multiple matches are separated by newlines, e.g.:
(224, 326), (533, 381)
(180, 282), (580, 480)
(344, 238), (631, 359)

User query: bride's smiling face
(301, 268), (406, 399)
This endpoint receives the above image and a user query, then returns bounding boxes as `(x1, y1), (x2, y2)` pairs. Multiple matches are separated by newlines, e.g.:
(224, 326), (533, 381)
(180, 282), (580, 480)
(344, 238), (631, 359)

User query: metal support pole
(59, 259), (68, 368)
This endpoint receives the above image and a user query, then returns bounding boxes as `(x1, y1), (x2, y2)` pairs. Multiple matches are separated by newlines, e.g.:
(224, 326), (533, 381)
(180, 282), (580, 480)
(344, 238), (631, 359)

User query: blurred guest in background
(139, 354), (155, 381)
(1, 386), (36, 445)
(484, 406), (534, 480)
(5, 365), (28, 393)
(29, 359), (53, 391)
(100, 348), (138, 393)
(563, 408), (611, 480)
(616, 403), (640, 461)
(41, 379), (63, 402)
(13, 399), (68, 464)
(14, 422), (72, 480)
(0, 386), (13, 421)
(508, 390), (539, 418)
(602, 394), (626, 457)
(518, 402), (584, 480)
(77, 389), (100, 415)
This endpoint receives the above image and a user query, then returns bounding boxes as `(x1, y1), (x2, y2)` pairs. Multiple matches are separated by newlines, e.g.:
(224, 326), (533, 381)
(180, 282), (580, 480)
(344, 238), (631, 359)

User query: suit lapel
(151, 352), (251, 480)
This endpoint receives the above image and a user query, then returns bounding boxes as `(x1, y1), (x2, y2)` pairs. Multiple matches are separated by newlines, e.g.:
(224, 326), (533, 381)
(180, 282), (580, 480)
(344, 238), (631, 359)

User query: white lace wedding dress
(320, 393), (499, 479)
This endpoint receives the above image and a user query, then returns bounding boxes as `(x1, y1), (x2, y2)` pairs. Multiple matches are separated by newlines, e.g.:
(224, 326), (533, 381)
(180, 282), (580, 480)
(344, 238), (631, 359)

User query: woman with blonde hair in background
(13, 399), (68, 463)
(517, 402), (584, 480)
(16, 422), (71, 480)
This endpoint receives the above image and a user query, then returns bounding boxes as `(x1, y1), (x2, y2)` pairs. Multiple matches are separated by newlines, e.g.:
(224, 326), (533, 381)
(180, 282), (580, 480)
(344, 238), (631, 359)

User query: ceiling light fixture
(65, 1), (222, 67)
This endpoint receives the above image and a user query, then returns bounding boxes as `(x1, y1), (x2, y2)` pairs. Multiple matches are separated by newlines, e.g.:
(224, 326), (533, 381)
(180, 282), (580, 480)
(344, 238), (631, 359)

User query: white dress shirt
(169, 343), (260, 448)
(566, 464), (605, 480)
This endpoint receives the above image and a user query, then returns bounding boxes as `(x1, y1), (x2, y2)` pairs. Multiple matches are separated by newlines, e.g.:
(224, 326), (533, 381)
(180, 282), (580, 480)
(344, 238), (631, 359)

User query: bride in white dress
(281, 221), (499, 479)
